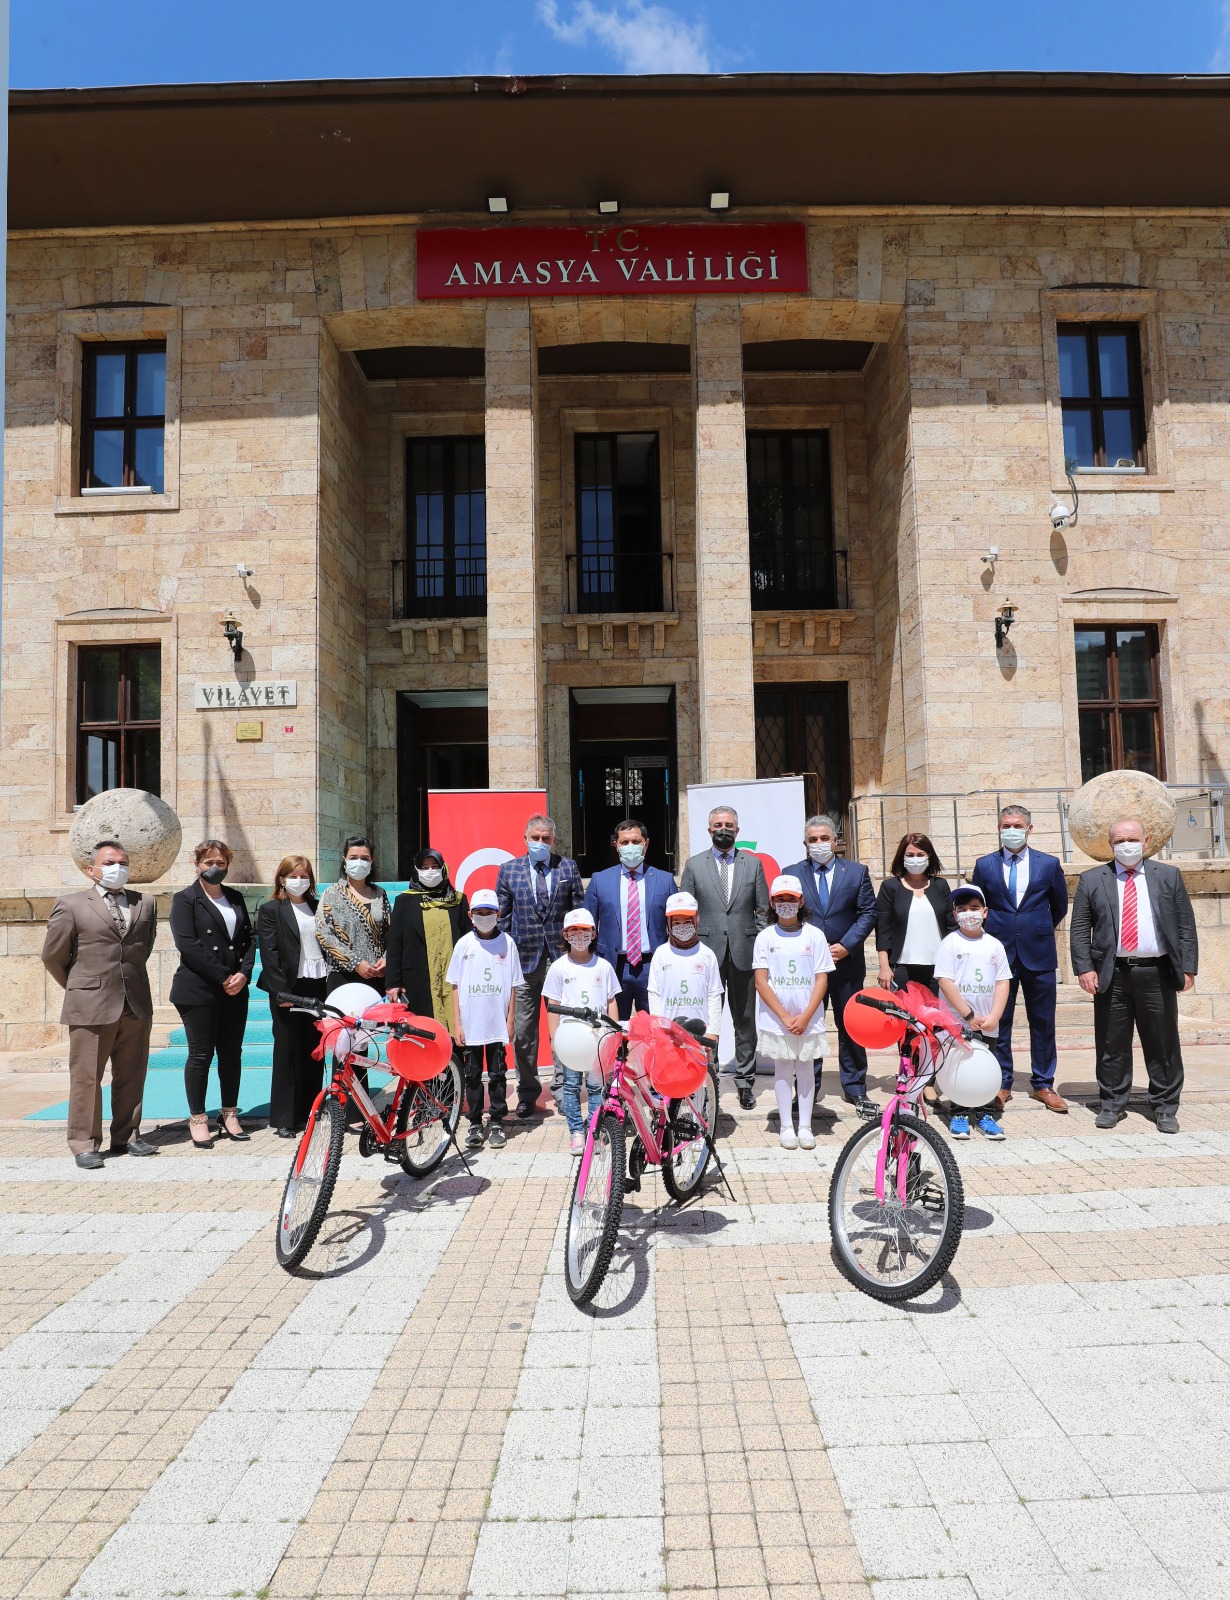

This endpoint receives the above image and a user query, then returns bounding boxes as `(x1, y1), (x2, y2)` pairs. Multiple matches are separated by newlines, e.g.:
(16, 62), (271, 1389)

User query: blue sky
(11, 0), (1230, 88)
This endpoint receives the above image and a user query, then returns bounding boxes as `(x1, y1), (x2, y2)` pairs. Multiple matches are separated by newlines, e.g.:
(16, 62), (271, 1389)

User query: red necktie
(625, 873), (642, 965)
(1121, 869), (1138, 953)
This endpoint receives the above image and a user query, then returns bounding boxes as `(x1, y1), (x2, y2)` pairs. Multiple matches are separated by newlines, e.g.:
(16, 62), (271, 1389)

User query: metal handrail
(848, 784), (1226, 877)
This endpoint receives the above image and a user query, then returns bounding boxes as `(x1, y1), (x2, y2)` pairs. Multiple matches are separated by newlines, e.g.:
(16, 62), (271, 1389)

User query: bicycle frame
(864, 985), (967, 1206)
(577, 1034), (668, 1197)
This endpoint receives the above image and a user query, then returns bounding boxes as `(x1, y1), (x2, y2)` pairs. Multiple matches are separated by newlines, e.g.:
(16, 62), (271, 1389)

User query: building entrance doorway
(396, 691), (488, 876)
(570, 688), (676, 877)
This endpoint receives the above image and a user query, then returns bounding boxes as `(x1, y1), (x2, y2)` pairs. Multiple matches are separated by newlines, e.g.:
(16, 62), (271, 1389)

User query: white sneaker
(797, 1127), (816, 1150)
(570, 1130), (585, 1156)
(779, 1130), (799, 1150)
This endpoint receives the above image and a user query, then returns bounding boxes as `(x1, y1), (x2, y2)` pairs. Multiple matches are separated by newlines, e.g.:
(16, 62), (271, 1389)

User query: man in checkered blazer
(496, 814), (585, 1117)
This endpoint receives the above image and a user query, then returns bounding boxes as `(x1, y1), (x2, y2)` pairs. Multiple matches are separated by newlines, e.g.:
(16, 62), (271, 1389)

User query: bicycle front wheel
(828, 1110), (963, 1302)
(276, 1095), (345, 1271)
(661, 1063), (720, 1203)
(564, 1110), (626, 1306)
(396, 1058), (463, 1177)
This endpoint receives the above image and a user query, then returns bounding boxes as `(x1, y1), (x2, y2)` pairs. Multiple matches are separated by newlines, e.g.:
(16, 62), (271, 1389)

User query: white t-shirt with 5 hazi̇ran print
(445, 930), (525, 1047)
(647, 941), (723, 1028)
(541, 952), (622, 1018)
(752, 923), (836, 1037)
(933, 931), (1013, 1037)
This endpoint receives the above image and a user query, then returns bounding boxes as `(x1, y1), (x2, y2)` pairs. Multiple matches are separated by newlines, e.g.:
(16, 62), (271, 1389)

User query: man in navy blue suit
(584, 818), (677, 1019)
(785, 814), (879, 1119)
(971, 802), (1070, 1113)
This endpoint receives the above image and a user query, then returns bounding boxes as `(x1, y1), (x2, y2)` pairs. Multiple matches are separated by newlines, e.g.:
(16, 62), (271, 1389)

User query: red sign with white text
(417, 223), (808, 299)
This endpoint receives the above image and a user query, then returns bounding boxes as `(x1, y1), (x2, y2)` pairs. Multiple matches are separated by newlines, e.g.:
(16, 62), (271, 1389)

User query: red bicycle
(274, 991), (464, 1270)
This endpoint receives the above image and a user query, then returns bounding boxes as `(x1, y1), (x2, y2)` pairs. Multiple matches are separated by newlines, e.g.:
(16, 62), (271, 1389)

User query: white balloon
(553, 1018), (599, 1074)
(935, 1039), (1001, 1108)
(326, 982), (385, 1021)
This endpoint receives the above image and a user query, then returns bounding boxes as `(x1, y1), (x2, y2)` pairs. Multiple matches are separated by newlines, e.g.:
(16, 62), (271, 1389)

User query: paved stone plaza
(3, 1079), (1230, 1600)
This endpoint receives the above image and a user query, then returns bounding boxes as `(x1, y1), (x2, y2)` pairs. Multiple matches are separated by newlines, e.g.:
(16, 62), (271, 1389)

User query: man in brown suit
(41, 840), (159, 1169)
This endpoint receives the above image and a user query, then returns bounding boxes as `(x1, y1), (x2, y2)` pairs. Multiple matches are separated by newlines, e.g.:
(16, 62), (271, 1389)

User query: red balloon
(386, 1016), (454, 1082)
(843, 988), (907, 1051)
(628, 1011), (710, 1098)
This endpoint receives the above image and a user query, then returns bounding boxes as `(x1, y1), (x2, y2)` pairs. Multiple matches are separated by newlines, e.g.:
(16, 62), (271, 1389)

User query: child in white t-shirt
(542, 907), (621, 1155)
(446, 887), (525, 1151)
(934, 883), (1012, 1142)
(647, 891), (724, 1036)
(752, 875), (836, 1151)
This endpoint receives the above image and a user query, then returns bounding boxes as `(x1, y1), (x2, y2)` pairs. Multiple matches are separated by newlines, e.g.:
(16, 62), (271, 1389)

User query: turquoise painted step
(27, 1071), (275, 1124)
(149, 1044), (275, 1070)
(168, 1019), (275, 1046)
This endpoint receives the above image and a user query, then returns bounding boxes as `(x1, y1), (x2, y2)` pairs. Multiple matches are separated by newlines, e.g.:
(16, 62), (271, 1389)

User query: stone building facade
(2, 74), (1229, 1042)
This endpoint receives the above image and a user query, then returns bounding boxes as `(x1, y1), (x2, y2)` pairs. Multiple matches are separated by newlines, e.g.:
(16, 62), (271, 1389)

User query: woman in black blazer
(875, 832), (957, 993)
(384, 848), (472, 1025)
(168, 839), (255, 1148)
(257, 854), (328, 1139)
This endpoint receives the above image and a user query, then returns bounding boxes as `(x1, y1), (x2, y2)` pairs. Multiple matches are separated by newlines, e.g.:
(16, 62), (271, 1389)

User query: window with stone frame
(80, 342), (167, 493)
(746, 430), (845, 610)
(1056, 325), (1147, 471)
(1075, 625), (1165, 782)
(75, 644), (162, 803)
(404, 436), (487, 618)
(754, 682), (851, 826)
(574, 432), (663, 613)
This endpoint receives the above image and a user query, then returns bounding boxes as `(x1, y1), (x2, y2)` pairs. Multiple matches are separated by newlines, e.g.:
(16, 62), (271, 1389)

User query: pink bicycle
(827, 980), (998, 1302)
(547, 1003), (732, 1306)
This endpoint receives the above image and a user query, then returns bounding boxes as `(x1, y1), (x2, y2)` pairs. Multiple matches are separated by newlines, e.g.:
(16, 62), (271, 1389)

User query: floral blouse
(315, 880), (391, 975)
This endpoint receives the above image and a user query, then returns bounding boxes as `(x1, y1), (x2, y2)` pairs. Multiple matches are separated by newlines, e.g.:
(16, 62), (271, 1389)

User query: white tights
(774, 1060), (814, 1135)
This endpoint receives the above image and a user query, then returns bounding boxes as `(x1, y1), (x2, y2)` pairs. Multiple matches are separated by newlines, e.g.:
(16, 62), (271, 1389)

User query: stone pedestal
(484, 303), (542, 789)
(694, 305), (756, 782)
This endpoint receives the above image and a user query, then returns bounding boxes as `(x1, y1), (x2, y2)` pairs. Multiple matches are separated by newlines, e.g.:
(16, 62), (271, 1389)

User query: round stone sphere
(1067, 770), (1176, 862)
(69, 790), (183, 883)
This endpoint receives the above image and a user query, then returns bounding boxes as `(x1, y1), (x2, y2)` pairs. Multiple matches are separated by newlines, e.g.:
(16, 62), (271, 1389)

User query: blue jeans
(557, 1065), (602, 1134)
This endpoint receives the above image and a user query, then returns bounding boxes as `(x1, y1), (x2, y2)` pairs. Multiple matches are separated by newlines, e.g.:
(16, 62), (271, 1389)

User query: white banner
(684, 777), (808, 1072)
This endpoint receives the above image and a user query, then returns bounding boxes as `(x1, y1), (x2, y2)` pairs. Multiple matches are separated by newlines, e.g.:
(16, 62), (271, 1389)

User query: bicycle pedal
(919, 1184), (945, 1212)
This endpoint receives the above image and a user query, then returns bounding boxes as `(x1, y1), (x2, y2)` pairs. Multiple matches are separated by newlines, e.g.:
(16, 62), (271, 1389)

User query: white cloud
(538, 0), (716, 73)
(1214, 3), (1230, 70)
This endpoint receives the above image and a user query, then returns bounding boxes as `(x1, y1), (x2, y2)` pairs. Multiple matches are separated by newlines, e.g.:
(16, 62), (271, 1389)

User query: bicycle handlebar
(545, 1000), (621, 1030)
(276, 992), (436, 1041)
(854, 993), (914, 1024)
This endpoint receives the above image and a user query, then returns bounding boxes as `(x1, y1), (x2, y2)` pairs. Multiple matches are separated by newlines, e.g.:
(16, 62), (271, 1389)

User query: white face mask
(284, 876), (310, 898)
(669, 920), (698, 944)
(1000, 826), (1027, 851)
(774, 900), (801, 923)
(903, 854), (930, 876)
(565, 931), (593, 952)
(417, 867), (444, 889)
(618, 842), (645, 870)
(956, 910), (985, 933)
(807, 841), (834, 865)
(98, 862), (129, 891)
(472, 912), (499, 934)
(344, 858), (372, 881)
(1113, 840), (1145, 868)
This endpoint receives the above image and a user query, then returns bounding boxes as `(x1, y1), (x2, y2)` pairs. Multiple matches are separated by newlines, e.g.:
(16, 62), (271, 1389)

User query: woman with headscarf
(385, 847), (472, 1026)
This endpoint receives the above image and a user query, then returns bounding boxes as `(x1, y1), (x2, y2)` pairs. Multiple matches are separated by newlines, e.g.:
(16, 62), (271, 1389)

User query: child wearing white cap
(934, 882), (1012, 1141)
(647, 892), (724, 1034)
(445, 887), (525, 1150)
(542, 907), (621, 1154)
(752, 874), (836, 1150)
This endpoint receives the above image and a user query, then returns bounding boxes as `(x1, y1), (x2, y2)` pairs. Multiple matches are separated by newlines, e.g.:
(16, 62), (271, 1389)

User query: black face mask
(200, 866), (227, 885)
(711, 829), (736, 852)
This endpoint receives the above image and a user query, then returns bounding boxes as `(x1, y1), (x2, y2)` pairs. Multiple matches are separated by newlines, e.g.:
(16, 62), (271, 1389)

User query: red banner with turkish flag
(427, 789), (553, 1069)
(416, 222), (808, 299)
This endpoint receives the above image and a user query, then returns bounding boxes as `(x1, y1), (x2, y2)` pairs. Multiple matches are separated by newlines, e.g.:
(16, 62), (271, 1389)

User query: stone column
(693, 304), (756, 781)
(484, 303), (542, 788)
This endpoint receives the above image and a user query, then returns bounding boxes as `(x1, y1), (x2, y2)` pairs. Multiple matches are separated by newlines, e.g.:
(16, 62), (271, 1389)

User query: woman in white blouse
(257, 855), (329, 1138)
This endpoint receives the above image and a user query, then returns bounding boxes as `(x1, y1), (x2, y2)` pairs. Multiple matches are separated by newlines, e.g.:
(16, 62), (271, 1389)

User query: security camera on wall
(1049, 499), (1074, 531)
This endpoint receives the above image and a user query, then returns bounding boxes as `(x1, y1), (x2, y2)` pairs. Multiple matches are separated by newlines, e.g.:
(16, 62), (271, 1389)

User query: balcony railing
(389, 558), (487, 621)
(750, 547), (850, 612)
(563, 550), (676, 616)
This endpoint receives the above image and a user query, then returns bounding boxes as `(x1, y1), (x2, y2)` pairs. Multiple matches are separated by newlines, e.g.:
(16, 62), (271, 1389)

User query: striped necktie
(625, 871), (642, 965)
(719, 854), (732, 906)
(1121, 869), (1139, 952)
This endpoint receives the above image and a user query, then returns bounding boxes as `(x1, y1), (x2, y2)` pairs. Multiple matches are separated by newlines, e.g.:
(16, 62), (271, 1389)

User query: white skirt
(757, 1030), (826, 1062)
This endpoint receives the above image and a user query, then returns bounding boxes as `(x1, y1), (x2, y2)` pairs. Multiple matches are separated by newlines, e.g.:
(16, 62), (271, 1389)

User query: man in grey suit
(680, 803), (770, 1109)
(41, 839), (159, 1168)
(1070, 815), (1198, 1134)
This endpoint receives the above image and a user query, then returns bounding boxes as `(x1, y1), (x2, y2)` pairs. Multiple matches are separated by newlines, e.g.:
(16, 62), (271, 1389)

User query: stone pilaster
(484, 303), (542, 788)
(693, 304), (756, 781)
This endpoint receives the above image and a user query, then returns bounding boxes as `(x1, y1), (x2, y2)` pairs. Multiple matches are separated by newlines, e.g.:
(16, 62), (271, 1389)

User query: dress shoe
(1030, 1087), (1068, 1114)
(74, 1150), (104, 1171)
(994, 1089), (1013, 1112)
(274, 1126), (295, 1139)
(109, 1136), (158, 1157)
(516, 1100), (536, 1120)
(737, 1087), (756, 1111)
(1156, 1110), (1180, 1135)
(1095, 1108), (1121, 1130)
